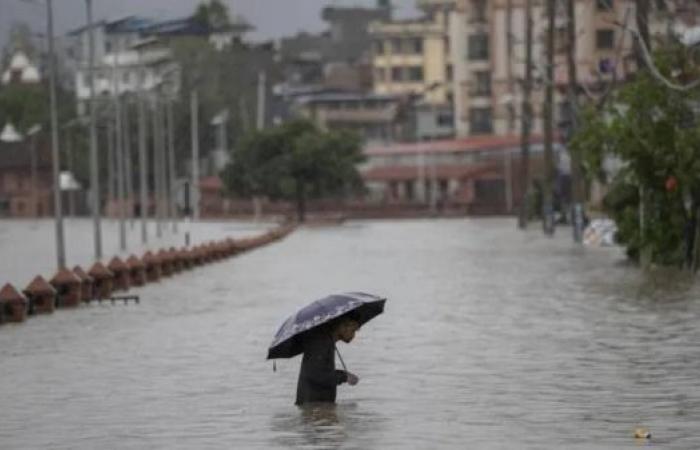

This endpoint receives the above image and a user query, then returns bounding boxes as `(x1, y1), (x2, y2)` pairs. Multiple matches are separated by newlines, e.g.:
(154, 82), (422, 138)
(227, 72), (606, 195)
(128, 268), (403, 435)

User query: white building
(1, 51), (41, 85)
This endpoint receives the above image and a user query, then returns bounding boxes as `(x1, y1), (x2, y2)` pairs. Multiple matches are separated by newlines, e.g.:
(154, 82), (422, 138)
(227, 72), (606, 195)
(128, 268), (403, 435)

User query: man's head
(334, 317), (360, 343)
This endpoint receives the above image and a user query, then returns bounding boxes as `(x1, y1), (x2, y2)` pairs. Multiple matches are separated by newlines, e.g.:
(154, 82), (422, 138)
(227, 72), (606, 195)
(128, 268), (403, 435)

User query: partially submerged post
(142, 251), (162, 282)
(73, 265), (94, 301)
(157, 249), (173, 277)
(0, 283), (28, 323)
(24, 275), (57, 314)
(50, 268), (82, 307)
(126, 255), (146, 286)
(88, 262), (114, 300)
(108, 256), (130, 291)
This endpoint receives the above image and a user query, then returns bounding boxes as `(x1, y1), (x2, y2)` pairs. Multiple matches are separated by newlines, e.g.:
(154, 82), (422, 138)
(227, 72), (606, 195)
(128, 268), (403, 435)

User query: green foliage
(571, 41), (700, 267)
(193, 0), (231, 29)
(0, 84), (47, 131)
(221, 120), (365, 221)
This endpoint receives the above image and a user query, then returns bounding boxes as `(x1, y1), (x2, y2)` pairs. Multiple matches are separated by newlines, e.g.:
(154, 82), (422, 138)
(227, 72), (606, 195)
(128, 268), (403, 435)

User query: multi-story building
(292, 90), (411, 145)
(449, 0), (686, 138)
(370, 0), (456, 105)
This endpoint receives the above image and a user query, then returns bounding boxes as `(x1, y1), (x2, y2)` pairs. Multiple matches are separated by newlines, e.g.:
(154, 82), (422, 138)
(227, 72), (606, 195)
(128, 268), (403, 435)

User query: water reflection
(2, 219), (700, 448)
(271, 402), (384, 450)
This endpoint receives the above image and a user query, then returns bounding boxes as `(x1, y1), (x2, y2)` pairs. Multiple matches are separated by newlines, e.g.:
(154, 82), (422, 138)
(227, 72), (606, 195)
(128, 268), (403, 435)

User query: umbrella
(267, 292), (386, 360)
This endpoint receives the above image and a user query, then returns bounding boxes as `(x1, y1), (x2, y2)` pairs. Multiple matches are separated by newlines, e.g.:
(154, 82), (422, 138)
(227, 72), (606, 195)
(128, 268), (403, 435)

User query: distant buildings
(448, 0), (696, 138)
(292, 90), (411, 144)
(1, 51), (40, 86)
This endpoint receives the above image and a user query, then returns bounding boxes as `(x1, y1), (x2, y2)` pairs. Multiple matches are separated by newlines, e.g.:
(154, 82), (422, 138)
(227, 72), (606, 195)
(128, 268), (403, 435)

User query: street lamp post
(46, 0), (66, 269)
(86, 0), (102, 260)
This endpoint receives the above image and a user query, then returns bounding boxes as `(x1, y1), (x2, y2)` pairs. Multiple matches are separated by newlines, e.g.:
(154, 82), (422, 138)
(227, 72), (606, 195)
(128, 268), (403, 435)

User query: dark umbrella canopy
(267, 292), (386, 360)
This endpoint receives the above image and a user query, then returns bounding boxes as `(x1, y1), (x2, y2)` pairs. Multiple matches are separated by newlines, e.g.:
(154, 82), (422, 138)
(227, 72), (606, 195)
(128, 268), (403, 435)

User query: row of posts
(0, 224), (295, 325)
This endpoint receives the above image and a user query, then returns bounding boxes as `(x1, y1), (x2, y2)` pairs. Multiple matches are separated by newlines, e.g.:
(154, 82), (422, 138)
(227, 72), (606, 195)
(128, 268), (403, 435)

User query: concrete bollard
(50, 268), (82, 308)
(158, 249), (173, 277)
(169, 247), (183, 274)
(142, 251), (162, 282)
(73, 266), (94, 302)
(24, 275), (57, 314)
(179, 247), (193, 270)
(88, 262), (114, 300)
(108, 257), (131, 292)
(126, 255), (147, 287)
(0, 283), (28, 323)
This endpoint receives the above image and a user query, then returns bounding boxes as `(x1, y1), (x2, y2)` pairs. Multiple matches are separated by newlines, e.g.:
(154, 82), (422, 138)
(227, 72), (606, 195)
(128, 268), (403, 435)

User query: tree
(193, 0), (231, 29)
(221, 120), (365, 222)
(571, 42), (700, 268)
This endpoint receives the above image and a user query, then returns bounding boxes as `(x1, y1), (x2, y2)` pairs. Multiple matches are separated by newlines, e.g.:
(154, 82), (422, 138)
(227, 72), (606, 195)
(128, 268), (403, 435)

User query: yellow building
(369, 0), (456, 105)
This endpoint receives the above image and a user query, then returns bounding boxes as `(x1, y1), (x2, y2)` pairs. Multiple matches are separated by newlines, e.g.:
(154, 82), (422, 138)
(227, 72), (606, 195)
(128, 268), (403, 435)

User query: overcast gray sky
(1, 0), (418, 51)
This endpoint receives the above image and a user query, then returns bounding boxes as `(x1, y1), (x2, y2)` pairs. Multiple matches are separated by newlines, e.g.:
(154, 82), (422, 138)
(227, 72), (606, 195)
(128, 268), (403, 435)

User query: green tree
(221, 120), (365, 222)
(571, 42), (700, 268)
(193, 0), (231, 29)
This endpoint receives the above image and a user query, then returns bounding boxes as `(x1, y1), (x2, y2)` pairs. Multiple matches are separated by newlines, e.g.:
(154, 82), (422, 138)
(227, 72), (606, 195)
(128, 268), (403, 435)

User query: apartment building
(369, 0), (456, 105)
(450, 0), (683, 138)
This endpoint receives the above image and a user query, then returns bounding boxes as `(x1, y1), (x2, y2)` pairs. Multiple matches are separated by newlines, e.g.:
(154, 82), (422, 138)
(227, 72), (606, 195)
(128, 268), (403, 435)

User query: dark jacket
(295, 330), (347, 405)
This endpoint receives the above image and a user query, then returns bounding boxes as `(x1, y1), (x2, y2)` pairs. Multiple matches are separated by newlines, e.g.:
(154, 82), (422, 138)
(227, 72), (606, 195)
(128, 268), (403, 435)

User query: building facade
(370, 0), (456, 105)
(361, 134), (558, 214)
(293, 91), (411, 145)
(449, 0), (685, 138)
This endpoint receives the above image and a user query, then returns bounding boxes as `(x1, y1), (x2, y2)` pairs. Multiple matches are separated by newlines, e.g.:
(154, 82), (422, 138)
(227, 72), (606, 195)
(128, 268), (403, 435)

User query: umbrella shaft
(334, 344), (349, 373)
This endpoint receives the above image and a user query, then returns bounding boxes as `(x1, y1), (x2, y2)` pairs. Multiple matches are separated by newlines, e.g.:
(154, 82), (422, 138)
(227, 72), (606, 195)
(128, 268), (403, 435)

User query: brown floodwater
(1, 218), (699, 449)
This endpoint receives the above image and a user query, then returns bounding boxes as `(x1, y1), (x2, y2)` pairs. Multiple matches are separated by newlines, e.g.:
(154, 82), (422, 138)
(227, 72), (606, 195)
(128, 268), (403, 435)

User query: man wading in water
(295, 317), (360, 406)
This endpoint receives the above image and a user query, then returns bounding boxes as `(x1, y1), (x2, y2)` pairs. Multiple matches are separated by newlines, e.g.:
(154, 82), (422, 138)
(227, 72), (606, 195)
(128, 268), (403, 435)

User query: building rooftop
(364, 134), (549, 156)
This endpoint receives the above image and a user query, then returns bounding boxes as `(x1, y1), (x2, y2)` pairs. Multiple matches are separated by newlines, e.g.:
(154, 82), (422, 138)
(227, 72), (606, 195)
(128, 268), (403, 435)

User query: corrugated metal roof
(364, 135), (550, 156)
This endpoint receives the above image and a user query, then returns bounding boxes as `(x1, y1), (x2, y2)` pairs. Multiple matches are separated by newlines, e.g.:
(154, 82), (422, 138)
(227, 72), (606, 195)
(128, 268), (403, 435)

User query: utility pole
(86, 0), (102, 260)
(518, 0), (533, 229)
(542, 0), (556, 236)
(153, 98), (163, 238)
(191, 90), (200, 221)
(65, 129), (76, 217)
(566, 0), (584, 243)
(116, 93), (126, 251)
(107, 122), (115, 207)
(124, 99), (134, 226)
(167, 100), (178, 233)
(114, 45), (126, 251)
(137, 94), (149, 244)
(47, 0), (66, 269)
(257, 70), (266, 130)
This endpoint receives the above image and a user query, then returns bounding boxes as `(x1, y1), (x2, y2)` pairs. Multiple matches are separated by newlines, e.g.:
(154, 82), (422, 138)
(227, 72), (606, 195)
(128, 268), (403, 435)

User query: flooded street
(2, 218), (700, 449)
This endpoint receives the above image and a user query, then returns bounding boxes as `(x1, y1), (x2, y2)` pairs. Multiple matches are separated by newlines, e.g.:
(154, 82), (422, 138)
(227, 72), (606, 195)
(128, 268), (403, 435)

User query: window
(596, 29), (615, 49)
(374, 41), (385, 55)
(411, 38), (423, 54)
(404, 181), (415, 200)
(473, 71), (491, 96)
(472, 0), (488, 22)
(391, 67), (404, 81)
(446, 64), (453, 81)
(437, 111), (454, 127)
(407, 66), (423, 82)
(375, 68), (386, 82)
(468, 34), (489, 60)
(596, 0), (613, 11)
(469, 107), (493, 134)
(391, 38), (402, 53)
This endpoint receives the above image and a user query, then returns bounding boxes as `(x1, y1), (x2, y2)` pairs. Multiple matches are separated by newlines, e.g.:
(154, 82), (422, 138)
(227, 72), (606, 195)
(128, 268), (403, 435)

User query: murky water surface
(1, 219), (700, 449)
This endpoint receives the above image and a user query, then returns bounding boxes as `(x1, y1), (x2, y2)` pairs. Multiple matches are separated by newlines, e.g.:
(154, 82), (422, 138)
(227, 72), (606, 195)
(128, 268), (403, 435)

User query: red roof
(363, 162), (500, 182)
(364, 134), (548, 157)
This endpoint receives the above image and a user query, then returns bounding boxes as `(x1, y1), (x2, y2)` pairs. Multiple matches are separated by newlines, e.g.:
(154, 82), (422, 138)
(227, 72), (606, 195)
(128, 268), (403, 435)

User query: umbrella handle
(334, 343), (349, 373)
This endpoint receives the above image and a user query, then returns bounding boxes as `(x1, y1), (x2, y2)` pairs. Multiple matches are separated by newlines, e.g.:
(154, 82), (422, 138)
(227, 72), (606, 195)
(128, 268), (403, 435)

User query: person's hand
(346, 372), (359, 386)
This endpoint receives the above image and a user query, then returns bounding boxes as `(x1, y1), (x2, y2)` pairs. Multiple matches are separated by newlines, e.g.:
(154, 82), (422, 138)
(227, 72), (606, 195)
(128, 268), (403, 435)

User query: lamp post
(46, 0), (66, 269)
(26, 124), (42, 217)
(86, 0), (102, 260)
